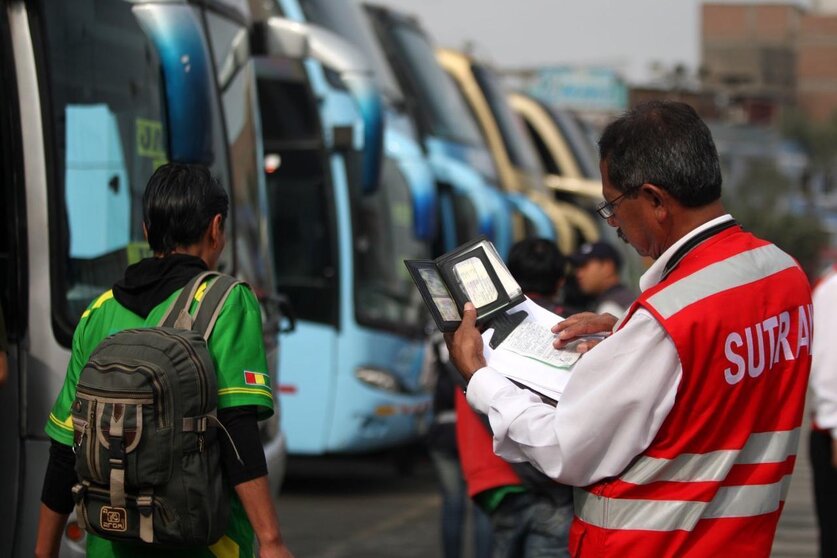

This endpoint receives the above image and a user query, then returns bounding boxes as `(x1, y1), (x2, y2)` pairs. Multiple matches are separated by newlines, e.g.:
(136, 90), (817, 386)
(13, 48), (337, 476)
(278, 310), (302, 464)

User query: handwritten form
(481, 298), (580, 401)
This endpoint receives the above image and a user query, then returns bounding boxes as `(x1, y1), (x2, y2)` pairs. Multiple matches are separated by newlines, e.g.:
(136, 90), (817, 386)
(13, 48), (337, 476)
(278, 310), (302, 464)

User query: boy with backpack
(35, 163), (293, 557)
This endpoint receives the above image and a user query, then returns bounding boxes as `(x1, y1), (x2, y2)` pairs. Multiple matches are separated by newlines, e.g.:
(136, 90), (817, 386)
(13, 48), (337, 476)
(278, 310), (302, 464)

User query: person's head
(142, 163), (229, 269)
(508, 237), (567, 297)
(569, 241), (622, 296)
(597, 100), (724, 259)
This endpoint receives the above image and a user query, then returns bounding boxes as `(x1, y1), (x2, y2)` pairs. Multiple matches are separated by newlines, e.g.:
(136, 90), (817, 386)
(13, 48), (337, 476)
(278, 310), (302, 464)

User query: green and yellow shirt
(46, 279), (274, 558)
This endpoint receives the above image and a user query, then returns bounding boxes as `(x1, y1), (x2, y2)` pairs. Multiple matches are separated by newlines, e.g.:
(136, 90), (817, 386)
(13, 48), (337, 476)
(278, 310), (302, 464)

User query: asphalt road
(276, 438), (820, 558)
(276, 454), (448, 558)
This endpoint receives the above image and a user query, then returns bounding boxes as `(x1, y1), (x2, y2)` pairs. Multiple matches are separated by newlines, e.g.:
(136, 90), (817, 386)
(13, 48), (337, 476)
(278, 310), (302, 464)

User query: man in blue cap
(569, 240), (635, 317)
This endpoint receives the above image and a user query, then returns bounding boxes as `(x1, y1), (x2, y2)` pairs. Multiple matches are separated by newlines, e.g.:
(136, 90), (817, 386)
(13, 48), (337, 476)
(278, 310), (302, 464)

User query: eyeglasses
(595, 187), (638, 219)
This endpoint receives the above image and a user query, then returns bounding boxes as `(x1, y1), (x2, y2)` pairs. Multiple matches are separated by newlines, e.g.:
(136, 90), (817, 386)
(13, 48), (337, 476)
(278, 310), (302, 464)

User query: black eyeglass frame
(595, 185), (641, 219)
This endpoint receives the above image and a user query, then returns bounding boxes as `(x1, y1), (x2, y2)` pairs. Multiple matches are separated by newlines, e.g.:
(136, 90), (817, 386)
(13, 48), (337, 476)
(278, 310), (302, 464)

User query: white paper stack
(481, 298), (580, 402)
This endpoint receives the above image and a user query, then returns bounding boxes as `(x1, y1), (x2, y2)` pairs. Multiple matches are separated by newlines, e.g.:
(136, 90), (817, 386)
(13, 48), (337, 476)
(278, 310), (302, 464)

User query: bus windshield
(298, 0), (403, 103)
(40, 0), (167, 336)
(387, 20), (484, 146)
(472, 64), (542, 174)
(353, 158), (428, 336)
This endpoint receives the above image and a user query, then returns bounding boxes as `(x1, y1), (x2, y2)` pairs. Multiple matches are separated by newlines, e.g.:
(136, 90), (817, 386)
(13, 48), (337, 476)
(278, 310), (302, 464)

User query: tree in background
(722, 158), (829, 280)
(780, 110), (837, 276)
(782, 110), (837, 194)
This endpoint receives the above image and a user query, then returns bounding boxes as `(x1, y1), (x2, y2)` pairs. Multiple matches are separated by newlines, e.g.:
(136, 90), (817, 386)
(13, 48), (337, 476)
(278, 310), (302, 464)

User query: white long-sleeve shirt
(466, 215), (735, 486)
(811, 270), (837, 439)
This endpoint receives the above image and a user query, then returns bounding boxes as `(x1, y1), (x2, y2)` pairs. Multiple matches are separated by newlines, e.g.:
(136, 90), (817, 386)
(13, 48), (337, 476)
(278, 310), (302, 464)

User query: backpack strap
(158, 271), (220, 329)
(191, 274), (244, 341)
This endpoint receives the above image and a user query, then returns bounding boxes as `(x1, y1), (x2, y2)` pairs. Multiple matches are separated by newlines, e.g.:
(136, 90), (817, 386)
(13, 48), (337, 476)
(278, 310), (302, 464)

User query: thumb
(461, 302), (477, 327)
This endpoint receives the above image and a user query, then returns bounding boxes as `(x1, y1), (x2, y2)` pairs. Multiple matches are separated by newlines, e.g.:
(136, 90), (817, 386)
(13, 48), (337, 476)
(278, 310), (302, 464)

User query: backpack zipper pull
(73, 428), (86, 455)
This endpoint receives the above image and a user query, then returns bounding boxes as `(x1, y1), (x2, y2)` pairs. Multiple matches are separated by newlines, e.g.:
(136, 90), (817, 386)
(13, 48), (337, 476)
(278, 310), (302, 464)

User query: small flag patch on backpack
(244, 371), (268, 386)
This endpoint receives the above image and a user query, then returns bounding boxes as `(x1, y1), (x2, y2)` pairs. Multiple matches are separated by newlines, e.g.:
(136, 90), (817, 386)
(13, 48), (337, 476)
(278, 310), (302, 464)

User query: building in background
(701, 3), (801, 124)
(798, 9), (837, 121)
(700, 2), (837, 124)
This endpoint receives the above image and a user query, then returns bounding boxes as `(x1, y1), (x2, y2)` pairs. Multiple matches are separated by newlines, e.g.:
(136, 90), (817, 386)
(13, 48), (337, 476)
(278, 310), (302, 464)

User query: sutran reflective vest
(570, 225), (812, 558)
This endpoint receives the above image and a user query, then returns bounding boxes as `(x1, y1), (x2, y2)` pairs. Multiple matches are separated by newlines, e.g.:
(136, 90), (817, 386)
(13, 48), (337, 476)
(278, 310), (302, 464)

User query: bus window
(471, 64), (542, 176)
(36, 0), (167, 342)
(386, 21), (483, 147)
(0, 8), (22, 341)
(204, 10), (268, 289)
(256, 75), (338, 327)
(353, 159), (428, 336)
(524, 119), (563, 177)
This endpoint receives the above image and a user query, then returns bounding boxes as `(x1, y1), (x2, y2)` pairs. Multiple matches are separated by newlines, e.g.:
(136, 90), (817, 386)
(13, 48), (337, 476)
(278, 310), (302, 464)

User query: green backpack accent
(71, 271), (243, 547)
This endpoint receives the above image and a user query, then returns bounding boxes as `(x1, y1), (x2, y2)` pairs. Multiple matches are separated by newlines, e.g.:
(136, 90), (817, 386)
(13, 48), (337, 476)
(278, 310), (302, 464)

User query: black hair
(508, 238), (567, 296)
(598, 101), (722, 207)
(142, 163), (229, 254)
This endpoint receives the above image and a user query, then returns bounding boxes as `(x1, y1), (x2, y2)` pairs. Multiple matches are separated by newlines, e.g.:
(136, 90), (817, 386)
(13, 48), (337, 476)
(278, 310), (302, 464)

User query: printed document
(481, 298), (580, 401)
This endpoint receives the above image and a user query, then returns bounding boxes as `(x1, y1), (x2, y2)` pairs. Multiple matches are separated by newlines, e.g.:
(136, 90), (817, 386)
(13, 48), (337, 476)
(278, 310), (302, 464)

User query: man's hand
(552, 312), (618, 352)
(444, 303), (486, 383)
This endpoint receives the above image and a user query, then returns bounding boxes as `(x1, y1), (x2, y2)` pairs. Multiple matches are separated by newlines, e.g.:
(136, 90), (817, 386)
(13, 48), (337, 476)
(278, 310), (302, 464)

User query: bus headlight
(355, 366), (406, 394)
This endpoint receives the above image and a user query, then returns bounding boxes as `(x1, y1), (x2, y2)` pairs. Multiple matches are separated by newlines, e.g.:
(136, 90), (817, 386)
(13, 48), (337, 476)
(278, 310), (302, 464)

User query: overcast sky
(369, 0), (813, 83)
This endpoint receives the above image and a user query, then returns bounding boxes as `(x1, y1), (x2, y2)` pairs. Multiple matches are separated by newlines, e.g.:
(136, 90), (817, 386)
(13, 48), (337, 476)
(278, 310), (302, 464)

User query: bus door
(255, 58), (341, 454)
(0, 3), (24, 552)
(5, 1), (170, 554)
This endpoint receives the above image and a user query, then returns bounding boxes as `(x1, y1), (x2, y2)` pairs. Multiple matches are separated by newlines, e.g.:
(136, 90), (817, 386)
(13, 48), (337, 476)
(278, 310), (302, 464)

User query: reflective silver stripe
(621, 428), (800, 485)
(704, 476), (791, 519)
(646, 245), (798, 319)
(575, 489), (706, 531)
(575, 476), (791, 531)
(621, 449), (738, 484)
(737, 428), (800, 465)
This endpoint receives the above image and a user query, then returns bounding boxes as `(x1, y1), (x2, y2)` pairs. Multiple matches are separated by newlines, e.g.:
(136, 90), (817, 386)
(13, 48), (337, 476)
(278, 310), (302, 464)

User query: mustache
(617, 229), (629, 244)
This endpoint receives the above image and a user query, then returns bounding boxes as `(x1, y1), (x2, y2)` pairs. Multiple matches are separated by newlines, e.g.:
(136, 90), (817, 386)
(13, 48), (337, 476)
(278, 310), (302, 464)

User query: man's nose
(606, 214), (618, 227)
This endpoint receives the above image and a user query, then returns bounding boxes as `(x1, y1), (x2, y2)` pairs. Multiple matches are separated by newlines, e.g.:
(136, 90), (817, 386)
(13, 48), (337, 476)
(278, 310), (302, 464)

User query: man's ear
(642, 184), (670, 220)
(208, 214), (224, 247)
(142, 222), (149, 242)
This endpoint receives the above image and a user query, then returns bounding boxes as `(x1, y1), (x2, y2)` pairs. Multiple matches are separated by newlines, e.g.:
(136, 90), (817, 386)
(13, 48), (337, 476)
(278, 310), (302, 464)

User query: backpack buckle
(71, 483), (86, 505)
(136, 494), (154, 517)
(109, 436), (125, 462)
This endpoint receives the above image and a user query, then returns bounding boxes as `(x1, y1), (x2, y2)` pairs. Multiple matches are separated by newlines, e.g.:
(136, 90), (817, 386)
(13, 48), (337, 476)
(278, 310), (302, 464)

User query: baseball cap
(569, 241), (622, 270)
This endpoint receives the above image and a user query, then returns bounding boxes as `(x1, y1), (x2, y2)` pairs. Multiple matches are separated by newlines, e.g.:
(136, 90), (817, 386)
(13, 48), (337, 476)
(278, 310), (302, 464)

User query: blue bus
(258, 0), (437, 456)
(0, 0), (287, 554)
(361, 4), (556, 256)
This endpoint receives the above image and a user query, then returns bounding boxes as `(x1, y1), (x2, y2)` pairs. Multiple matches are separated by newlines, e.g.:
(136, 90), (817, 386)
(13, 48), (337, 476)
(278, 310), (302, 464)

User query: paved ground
(772, 412), (819, 557)
(277, 417), (822, 557)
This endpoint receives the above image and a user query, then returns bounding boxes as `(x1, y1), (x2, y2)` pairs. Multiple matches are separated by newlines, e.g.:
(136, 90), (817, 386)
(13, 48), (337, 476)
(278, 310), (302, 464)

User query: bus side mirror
(254, 17), (384, 194)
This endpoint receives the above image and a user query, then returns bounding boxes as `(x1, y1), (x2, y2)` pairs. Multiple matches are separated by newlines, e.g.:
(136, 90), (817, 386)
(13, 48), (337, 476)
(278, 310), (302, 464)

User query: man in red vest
(446, 100), (812, 557)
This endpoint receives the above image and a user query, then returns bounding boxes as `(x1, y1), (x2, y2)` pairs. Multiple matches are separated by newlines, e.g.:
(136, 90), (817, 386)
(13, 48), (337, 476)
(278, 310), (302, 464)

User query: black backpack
(71, 272), (243, 546)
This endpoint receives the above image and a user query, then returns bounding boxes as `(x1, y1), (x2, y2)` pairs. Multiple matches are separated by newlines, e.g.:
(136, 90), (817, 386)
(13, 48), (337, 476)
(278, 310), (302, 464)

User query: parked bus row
(0, 1), (608, 555)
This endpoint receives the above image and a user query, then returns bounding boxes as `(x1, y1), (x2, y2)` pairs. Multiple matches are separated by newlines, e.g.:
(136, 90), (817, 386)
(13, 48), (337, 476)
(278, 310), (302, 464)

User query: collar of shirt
(638, 214), (735, 292)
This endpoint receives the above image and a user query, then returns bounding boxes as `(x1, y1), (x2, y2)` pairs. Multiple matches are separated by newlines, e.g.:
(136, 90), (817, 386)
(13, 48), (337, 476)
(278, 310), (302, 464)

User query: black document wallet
(405, 237), (527, 347)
